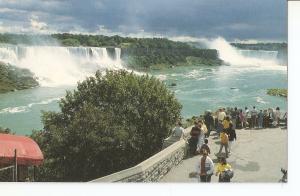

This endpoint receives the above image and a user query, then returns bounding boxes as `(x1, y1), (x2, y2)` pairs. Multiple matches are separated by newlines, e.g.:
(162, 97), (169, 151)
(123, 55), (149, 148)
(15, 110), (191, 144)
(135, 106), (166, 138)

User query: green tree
(31, 70), (182, 181)
(60, 38), (80, 46)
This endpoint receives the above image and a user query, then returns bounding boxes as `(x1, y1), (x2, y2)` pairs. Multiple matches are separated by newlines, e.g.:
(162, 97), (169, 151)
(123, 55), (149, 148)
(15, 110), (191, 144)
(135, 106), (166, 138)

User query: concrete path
(160, 127), (288, 183)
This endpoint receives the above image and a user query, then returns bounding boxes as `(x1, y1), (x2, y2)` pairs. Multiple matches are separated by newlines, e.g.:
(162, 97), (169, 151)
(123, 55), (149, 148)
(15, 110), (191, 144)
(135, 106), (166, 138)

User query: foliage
(267, 88), (287, 97)
(60, 38), (80, 46)
(0, 62), (39, 93)
(121, 38), (221, 69)
(31, 70), (182, 181)
(231, 42), (287, 51)
(0, 127), (13, 134)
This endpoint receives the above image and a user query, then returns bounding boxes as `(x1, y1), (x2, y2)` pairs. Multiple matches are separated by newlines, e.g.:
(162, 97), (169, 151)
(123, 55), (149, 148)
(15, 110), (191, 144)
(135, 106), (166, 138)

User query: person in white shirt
(274, 107), (281, 127)
(195, 150), (214, 182)
(217, 108), (226, 122)
(171, 122), (184, 139)
(197, 120), (206, 150)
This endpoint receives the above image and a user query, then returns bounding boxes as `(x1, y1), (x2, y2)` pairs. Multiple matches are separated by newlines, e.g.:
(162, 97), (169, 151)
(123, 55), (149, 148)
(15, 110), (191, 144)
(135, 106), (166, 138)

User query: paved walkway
(160, 127), (287, 182)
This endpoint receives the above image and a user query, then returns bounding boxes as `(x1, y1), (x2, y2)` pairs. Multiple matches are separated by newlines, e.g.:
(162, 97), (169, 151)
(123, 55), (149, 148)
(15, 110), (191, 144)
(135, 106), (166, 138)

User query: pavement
(160, 127), (288, 183)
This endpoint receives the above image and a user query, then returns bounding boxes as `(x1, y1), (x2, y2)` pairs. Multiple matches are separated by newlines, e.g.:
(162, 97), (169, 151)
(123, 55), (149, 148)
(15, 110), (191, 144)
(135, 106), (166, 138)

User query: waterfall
(0, 45), (19, 64)
(0, 45), (124, 87)
(238, 50), (278, 61)
(115, 48), (121, 61)
(205, 37), (285, 70)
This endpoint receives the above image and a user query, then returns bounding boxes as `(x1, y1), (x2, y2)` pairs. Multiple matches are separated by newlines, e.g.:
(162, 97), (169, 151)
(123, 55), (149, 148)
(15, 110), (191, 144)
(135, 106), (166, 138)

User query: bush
(31, 70), (182, 181)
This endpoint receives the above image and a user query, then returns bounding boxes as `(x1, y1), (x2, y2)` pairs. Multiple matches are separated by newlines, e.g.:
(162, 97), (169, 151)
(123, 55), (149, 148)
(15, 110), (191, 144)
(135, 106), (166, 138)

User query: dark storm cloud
(0, 0), (287, 40)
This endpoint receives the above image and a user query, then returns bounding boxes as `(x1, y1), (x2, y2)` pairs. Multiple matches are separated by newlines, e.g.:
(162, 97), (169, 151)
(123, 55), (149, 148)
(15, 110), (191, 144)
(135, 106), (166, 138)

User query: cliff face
(0, 62), (39, 93)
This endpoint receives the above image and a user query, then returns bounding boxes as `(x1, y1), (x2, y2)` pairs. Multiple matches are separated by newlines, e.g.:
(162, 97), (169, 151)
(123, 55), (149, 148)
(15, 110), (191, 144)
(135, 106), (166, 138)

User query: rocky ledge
(0, 62), (39, 93)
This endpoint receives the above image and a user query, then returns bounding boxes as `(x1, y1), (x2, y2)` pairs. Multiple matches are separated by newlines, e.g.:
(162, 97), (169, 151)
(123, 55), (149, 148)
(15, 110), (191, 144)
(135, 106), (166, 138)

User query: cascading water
(203, 37), (286, 70)
(0, 45), (124, 87)
(238, 50), (278, 61)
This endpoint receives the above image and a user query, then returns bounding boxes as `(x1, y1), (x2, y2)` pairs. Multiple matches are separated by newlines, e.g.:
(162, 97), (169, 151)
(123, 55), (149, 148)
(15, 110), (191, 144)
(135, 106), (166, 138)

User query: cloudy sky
(0, 0), (287, 41)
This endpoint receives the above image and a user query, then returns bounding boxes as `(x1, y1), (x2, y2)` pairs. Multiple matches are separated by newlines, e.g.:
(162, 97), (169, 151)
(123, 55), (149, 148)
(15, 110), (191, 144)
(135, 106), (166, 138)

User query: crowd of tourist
(188, 115), (235, 182)
(170, 105), (286, 183)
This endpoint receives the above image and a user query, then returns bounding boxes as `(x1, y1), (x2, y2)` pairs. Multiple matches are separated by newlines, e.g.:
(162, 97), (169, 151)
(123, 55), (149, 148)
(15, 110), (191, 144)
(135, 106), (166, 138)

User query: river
(0, 40), (287, 135)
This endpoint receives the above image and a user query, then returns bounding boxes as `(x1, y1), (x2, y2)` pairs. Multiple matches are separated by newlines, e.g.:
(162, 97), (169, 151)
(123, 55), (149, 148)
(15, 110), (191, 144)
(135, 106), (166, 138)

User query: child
(217, 130), (229, 158)
(215, 157), (233, 182)
(198, 138), (211, 155)
(216, 120), (224, 137)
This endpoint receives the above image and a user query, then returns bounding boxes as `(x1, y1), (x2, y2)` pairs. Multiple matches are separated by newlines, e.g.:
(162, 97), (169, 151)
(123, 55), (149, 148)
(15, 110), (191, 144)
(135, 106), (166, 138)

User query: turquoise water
(151, 65), (287, 117)
(0, 65), (287, 135)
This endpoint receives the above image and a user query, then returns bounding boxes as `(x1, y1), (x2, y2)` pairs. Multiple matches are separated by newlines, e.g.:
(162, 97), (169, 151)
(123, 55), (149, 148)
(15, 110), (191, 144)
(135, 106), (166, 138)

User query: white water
(0, 45), (124, 87)
(0, 97), (62, 114)
(204, 37), (286, 71)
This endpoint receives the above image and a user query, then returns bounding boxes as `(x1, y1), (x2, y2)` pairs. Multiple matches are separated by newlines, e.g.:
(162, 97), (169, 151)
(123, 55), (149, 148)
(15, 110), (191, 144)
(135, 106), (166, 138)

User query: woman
(274, 107), (281, 127)
(215, 157), (233, 182)
(196, 150), (214, 182)
(189, 121), (201, 156)
(239, 109), (245, 128)
(197, 120), (206, 149)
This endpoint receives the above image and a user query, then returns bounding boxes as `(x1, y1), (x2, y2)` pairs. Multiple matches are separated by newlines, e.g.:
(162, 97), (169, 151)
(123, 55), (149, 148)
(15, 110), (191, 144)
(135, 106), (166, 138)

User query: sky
(0, 0), (287, 41)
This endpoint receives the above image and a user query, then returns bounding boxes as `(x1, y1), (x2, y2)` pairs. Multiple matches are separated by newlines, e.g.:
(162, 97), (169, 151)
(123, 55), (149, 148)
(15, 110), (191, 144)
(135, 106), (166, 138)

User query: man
(258, 110), (264, 129)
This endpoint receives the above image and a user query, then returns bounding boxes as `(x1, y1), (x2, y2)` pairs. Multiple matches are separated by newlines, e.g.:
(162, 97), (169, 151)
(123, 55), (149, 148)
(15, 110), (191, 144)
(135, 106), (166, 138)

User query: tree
(60, 38), (80, 46)
(31, 70), (182, 181)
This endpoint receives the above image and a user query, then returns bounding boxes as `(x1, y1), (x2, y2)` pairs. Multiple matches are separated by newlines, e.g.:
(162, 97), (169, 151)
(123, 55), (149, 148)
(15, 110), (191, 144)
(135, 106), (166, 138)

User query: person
(223, 116), (231, 131)
(245, 107), (250, 128)
(274, 107), (281, 127)
(283, 112), (287, 127)
(171, 121), (184, 139)
(189, 121), (201, 156)
(258, 110), (264, 129)
(216, 120), (224, 137)
(204, 111), (214, 137)
(239, 109), (245, 128)
(215, 157), (233, 182)
(263, 110), (269, 128)
(197, 120), (206, 151)
(227, 123), (237, 153)
(217, 108), (226, 122)
(196, 150), (214, 182)
(198, 138), (211, 155)
(250, 106), (258, 128)
(217, 130), (229, 158)
(231, 107), (238, 130)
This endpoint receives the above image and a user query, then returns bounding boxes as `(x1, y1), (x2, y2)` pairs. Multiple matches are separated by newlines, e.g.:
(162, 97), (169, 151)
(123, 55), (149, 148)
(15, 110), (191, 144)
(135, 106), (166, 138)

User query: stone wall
(90, 127), (191, 182)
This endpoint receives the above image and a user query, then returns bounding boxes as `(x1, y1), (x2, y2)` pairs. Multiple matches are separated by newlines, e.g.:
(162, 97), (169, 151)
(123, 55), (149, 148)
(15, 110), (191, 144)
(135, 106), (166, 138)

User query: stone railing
(90, 127), (192, 182)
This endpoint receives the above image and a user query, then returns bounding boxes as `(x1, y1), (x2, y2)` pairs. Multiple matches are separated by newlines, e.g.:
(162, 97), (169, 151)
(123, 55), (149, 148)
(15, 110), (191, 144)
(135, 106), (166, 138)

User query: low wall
(90, 127), (191, 182)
